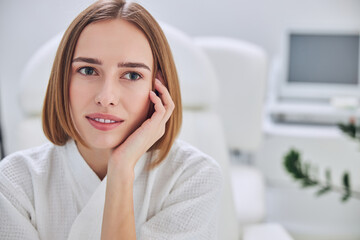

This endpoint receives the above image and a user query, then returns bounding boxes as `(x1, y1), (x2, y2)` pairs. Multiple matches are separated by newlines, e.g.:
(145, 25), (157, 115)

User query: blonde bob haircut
(42, 0), (182, 169)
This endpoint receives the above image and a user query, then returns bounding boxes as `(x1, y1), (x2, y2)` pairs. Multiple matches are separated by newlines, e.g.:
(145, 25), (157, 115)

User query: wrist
(107, 164), (135, 182)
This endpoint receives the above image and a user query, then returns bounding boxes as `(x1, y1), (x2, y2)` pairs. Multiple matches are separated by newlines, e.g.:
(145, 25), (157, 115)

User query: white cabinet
(254, 118), (360, 239)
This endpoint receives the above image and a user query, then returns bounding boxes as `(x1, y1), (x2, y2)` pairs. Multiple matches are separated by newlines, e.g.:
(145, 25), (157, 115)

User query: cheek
(125, 85), (151, 115)
(69, 81), (90, 126)
(132, 91), (150, 111)
(69, 79), (80, 104)
(69, 82), (78, 112)
(69, 80), (92, 110)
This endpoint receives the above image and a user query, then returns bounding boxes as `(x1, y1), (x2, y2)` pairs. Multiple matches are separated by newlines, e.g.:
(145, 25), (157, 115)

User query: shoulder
(0, 143), (60, 203)
(0, 142), (58, 178)
(168, 139), (221, 168)
(139, 140), (223, 238)
(160, 139), (223, 188)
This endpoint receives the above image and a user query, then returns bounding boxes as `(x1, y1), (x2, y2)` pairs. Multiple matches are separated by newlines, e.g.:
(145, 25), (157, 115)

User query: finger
(149, 90), (166, 123)
(154, 79), (175, 120)
(148, 91), (167, 138)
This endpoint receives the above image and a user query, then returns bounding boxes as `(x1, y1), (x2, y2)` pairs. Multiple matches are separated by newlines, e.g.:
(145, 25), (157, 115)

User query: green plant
(338, 119), (360, 140)
(283, 119), (360, 202)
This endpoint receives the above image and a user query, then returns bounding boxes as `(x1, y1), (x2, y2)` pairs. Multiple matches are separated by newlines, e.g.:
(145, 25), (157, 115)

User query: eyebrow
(72, 57), (102, 65)
(118, 62), (151, 71)
(72, 57), (151, 71)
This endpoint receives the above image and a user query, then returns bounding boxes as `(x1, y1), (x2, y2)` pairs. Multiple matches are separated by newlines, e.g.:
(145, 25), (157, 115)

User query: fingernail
(155, 79), (162, 85)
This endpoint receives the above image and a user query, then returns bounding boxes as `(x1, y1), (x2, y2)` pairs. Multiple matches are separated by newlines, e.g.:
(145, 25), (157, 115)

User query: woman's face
(69, 19), (153, 150)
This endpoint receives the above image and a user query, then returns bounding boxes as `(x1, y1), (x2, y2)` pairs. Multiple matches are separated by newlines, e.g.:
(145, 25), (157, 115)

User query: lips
(86, 113), (124, 131)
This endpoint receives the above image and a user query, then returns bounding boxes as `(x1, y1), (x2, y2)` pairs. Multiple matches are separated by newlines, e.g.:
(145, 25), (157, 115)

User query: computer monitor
(279, 31), (360, 101)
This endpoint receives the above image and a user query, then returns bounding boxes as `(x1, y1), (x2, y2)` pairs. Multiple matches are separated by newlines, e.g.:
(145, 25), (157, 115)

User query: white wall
(1, 0), (359, 154)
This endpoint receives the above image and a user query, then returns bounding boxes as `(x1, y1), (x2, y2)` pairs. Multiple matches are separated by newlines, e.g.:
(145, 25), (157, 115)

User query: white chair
(195, 37), (268, 227)
(195, 37), (293, 240)
(194, 37), (267, 153)
(17, 22), (292, 240)
(18, 32), (63, 151)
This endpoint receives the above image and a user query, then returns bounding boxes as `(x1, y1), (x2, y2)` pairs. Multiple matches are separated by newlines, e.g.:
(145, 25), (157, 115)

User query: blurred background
(0, 0), (360, 239)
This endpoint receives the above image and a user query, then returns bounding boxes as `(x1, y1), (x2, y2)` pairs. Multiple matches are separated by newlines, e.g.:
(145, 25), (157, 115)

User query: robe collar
(62, 139), (150, 205)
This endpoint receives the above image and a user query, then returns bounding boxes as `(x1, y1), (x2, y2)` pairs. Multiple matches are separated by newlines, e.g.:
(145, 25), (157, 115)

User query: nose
(95, 79), (119, 107)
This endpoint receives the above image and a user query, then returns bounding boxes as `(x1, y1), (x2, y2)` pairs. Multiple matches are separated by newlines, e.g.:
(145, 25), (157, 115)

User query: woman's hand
(107, 75), (175, 179)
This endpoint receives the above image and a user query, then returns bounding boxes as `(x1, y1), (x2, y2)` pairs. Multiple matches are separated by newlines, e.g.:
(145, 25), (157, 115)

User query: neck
(75, 141), (111, 180)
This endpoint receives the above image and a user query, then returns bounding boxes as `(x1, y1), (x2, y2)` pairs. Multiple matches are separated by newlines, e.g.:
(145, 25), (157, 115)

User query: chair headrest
(19, 32), (63, 116)
(160, 22), (219, 110)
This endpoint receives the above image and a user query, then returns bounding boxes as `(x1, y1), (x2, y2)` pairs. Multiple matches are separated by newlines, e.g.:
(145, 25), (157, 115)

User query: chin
(87, 136), (124, 150)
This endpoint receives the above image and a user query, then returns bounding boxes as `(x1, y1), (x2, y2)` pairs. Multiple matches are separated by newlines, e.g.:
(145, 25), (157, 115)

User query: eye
(123, 72), (142, 81)
(78, 67), (97, 76)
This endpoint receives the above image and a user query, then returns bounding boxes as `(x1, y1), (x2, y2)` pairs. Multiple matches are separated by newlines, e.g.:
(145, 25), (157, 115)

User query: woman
(0, 0), (222, 239)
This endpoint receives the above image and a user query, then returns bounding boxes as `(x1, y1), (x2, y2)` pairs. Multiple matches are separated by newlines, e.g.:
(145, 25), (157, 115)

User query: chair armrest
(231, 165), (266, 225)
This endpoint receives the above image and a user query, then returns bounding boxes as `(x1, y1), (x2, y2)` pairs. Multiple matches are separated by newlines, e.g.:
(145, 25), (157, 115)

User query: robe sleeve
(0, 175), (40, 240)
(138, 158), (223, 240)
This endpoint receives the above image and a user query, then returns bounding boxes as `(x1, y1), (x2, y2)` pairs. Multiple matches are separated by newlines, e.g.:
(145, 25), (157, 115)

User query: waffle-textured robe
(0, 139), (222, 240)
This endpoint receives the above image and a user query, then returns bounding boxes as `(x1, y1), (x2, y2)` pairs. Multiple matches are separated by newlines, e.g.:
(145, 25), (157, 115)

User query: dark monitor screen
(288, 33), (359, 85)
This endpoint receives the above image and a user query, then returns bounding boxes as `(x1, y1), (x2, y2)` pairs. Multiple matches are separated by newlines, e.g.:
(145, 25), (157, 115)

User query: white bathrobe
(0, 139), (222, 240)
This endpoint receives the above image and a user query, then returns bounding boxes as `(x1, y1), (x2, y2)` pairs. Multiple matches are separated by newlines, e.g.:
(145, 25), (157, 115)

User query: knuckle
(159, 106), (166, 114)
(170, 102), (175, 110)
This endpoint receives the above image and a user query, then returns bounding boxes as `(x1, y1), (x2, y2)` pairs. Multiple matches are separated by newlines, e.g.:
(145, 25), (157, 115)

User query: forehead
(74, 19), (153, 69)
